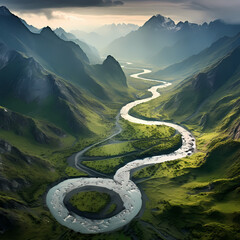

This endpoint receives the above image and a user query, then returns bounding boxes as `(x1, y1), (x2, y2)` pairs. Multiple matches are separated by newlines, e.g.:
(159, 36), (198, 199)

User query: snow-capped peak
(143, 14), (177, 31)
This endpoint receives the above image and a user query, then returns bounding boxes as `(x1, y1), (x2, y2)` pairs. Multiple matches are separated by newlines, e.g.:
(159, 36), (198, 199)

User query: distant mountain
(105, 14), (240, 66)
(54, 27), (101, 64)
(54, 27), (76, 40)
(143, 14), (177, 31)
(71, 23), (139, 50)
(152, 19), (240, 67)
(153, 32), (240, 81)
(20, 18), (41, 33)
(95, 23), (139, 38)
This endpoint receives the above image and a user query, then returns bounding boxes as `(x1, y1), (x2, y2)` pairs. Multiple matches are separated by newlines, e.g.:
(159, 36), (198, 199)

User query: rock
(32, 127), (50, 144)
(0, 177), (28, 192)
(0, 140), (12, 153)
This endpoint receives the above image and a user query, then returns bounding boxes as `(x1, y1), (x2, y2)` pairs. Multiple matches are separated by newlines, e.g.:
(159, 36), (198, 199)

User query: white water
(46, 66), (196, 234)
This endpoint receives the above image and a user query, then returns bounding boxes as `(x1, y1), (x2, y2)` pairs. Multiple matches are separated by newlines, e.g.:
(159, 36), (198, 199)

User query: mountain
(153, 32), (240, 81)
(71, 23), (139, 50)
(95, 23), (139, 39)
(54, 27), (76, 40)
(0, 8), (134, 238)
(0, 137), (61, 232)
(0, 42), (129, 136)
(0, 106), (65, 145)
(0, 6), (11, 16)
(0, 7), (91, 85)
(85, 55), (128, 99)
(0, 7), (131, 137)
(54, 27), (101, 64)
(0, 43), (92, 135)
(152, 19), (240, 67)
(105, 14), (240, 66)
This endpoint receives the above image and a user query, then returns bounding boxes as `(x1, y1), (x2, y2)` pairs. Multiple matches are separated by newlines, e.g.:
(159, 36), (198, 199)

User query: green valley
(0, 4), (240, 240)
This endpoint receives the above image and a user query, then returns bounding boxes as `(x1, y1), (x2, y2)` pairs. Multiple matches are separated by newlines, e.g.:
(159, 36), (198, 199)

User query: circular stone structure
(46, 65), (196, 234)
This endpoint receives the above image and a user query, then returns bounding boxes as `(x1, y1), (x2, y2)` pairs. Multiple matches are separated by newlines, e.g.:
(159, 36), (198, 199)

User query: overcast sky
(1, 0), (240, 31)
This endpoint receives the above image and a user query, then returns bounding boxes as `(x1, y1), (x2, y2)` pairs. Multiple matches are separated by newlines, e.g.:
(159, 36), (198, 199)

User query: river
(46, 65), (196, 234)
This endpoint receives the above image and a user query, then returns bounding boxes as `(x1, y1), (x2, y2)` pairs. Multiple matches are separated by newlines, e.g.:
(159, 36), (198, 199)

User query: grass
(65, 167), (88, 177)
(83, 157), (124, 174)
(69, 191), (110, 213)
(86, 142), (136, 157)
(106, 204), (117, 215)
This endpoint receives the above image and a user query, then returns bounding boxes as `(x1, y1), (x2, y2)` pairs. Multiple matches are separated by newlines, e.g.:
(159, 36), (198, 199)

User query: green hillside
(128, 46), (240, 239)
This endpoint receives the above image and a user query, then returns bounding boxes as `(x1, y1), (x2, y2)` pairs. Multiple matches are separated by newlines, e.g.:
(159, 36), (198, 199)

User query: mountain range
(21, 19), (101, 64)
(106, 14), (240, 67)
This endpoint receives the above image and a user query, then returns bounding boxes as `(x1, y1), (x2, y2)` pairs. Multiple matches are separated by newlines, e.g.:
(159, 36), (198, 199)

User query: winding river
(46, 64), (196, 234)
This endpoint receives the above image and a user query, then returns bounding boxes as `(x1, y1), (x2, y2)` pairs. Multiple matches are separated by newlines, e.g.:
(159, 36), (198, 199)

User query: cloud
(1, 0), (124, 10)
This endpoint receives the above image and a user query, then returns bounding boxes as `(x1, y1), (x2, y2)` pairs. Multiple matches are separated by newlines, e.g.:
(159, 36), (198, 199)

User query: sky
(1, 0), (240, 32)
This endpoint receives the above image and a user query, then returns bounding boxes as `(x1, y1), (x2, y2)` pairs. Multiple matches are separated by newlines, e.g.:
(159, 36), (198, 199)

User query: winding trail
(46, 65), (196, 234)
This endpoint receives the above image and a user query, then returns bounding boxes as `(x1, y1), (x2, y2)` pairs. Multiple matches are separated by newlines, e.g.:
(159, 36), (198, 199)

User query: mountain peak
(40, 26), (56, 37)
(55, 27), (65, 33)
(154, 14), (167, 22)
(41, 26), (53, 32)
(54, 27), (67, 36)
(102, 55), (127, 86)
(143, 14), (176, 30)
(103, 55), (123, 71)
(103, 55), (118, 65)
(0, 6), (11, 16)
